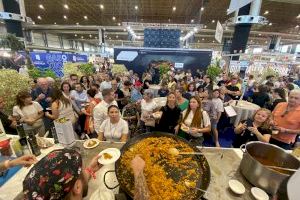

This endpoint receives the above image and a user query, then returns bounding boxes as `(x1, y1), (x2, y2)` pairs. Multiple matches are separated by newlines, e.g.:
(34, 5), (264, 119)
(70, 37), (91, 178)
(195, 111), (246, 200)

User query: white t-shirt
(141, 99), (157, 112)
(13, 101), (43, 130)
(99, 118), (129, 142)
(182, 109), (211, 128)
(212, 98), (224, 113)
(13, 101), (43, 120)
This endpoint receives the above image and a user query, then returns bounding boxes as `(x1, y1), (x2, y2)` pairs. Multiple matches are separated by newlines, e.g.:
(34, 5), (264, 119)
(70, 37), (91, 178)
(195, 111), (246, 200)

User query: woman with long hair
(80, 76), (90, 90)
(232, 108), (272, 148)
(45, 88), (76, 125)
(176, 96), (211, 146)
(156, 92), (181, 133)
(183, 82), (196, 100)
(61, 81), (72, 98)
(13, 91), (45, 136)
(98, 105), (128, 142)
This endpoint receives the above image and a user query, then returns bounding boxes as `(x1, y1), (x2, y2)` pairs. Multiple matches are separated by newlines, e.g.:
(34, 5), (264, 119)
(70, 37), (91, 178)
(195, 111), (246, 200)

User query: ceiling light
(297, 14), (300, 19)
(264, 10), (269, 15)
(95, 36), (97, 39)
(89, 34), (92, 38)
(63, 15), (67, 19)
(212, 19), (215, 23)
(193, 27), (198, 32)
(64, 4), (69, 9)
(76, 22), (79, 25)
(81, 36), (84, 39)
(54, 22), (57, 25)
(268, 22), (272, 26)
(37, 16), (42, 20)
(250, 40), (253, 42)
(265, 41), (268, 44)
(39, 4), (44, 9)
(75, 34), (77, 37)
(204, 25), (207, 28)
(201, 7), (204, 11)
(168, 18), (171, 22)
(112, 16), (116, 20)
(118, 23), (121, 26)
(259, 33), (262, 36)
(32, 22), (35, 25)
(172, 6), (176, 11)
(213, 40), (215, 43)
(202, 38), (205, 41)
(123, 29), (126, 31)
(296, 25), (300, 28)
(100, 4), (104, 9)
(191, 19), (194, 23)
(84, 16), (88, 20)
(109, 37), (111, 40)
(134, 5), (138, 10)
(116, 35), (119, 38)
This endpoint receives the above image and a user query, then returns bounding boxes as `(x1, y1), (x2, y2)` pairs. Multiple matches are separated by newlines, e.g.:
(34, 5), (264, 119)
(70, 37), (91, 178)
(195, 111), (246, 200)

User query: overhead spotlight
(118, 23), (121, 26)
(32, 22), (35, 25)
(201, 7), (204, 11)
(265, 41), (268, 44)
(76, 22), (79, 25)
(63, 15), (67, 19)
(296, 25), (300, 28)
(212, 19), (215, 23)
(109, 37), (111, 40)
(54, 22), (57, 25)
(172, 6), (176, 11)
(116, 35), (119, 38)
(75, 34), (77, 37)
(204, 25), (207, 28)
(191, 19), (194, 23)
(213, 40), (215, 43)
(202, 38), (205, 41)
(64, 4), (69, 9)
(123, 29), (126, 31)
(168, 18), (171, 22)
(100, 4), (104, 9)
(37, 16), (42, 20)
(95, 36), (97, 39)
(89, 34), (92, 38)
(39, 4), (44, 9)
(264, 10), (269, 15)
(193, 27), (198, 32)
(135, 5), (138, 10)
(268, 22), (272, 26)
(259, 33), (262, 36)
(84, 16), (88, 20)
(112, 16), (116, 20)
(81, 36), (84, 39)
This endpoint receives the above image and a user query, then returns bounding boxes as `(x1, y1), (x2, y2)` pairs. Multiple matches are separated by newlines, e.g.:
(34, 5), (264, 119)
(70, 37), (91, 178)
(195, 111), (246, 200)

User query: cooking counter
(1, 139), (261, 200)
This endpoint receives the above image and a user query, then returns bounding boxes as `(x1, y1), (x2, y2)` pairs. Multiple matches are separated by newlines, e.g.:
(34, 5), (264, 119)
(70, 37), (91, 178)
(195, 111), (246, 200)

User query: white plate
(98, 148), (121, 165)
(83, 139), (100, 149)
(228, 179), (245, 195)
(251, 187), (269, 200)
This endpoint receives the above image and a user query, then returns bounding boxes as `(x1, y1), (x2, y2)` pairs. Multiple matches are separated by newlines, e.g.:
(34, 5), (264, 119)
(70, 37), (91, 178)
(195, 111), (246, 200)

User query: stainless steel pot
(239, 141), (300, 195)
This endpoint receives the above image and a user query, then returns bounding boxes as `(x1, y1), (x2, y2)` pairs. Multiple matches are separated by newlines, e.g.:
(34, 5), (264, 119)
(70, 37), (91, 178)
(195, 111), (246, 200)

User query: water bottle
(19, 137), (31, 155)
(16, 122), (26, 138)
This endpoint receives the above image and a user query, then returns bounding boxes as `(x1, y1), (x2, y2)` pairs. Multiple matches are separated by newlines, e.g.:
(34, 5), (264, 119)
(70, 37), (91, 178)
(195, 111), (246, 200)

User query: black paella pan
(104, 132), (211, 199)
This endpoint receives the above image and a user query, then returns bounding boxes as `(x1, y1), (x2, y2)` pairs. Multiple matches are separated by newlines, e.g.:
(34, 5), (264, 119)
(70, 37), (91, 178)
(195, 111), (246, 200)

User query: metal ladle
(168, 147), (206, 156)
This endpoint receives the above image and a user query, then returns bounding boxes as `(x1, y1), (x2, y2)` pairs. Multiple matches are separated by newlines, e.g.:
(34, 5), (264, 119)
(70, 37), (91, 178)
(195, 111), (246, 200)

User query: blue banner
(29, 52), (88, 77)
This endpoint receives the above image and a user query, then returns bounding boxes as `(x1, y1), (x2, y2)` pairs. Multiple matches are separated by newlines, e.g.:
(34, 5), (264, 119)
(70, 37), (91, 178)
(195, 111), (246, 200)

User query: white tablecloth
(149, 85), (161, 97)
(230, 100), (260, 126)
(153, 97), (167, 108)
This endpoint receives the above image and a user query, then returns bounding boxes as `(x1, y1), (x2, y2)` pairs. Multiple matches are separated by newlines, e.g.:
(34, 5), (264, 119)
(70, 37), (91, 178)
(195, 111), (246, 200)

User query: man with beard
(22, 149), (149, 200)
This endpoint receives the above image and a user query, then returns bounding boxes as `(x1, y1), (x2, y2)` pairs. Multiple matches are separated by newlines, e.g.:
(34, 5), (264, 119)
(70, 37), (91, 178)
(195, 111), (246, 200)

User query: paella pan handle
(103, 170), (120, 190)
(240, 144), (246, 153)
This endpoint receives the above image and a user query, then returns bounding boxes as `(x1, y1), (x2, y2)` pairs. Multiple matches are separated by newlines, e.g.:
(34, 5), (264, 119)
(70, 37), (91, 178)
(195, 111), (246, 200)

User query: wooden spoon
(168, 147), (206, 156)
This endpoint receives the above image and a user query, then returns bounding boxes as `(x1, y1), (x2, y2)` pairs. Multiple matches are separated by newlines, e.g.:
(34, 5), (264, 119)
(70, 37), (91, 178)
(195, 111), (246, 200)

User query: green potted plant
(206, 59), (222, 82)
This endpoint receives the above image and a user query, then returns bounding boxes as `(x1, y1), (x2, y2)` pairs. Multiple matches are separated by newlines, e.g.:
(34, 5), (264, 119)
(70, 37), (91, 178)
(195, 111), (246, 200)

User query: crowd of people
(1, 66), (300, 150)
(1, 65), (300, 200)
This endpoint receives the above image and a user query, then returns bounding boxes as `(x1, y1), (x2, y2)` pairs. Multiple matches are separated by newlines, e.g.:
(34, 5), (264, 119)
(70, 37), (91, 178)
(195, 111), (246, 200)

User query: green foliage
(78, 63), (94, 76)
(0, 34), (24, 52)
(111, 64), (128, 75)
(206, 61), (222, 82)
(0, 69), (30, 114)
(28, 66), (57, 80)
(158, 63), (170, 80)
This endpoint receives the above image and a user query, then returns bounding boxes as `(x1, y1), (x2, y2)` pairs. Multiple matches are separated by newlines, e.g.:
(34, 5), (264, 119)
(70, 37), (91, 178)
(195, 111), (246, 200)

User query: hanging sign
(215, 21), (223, 43)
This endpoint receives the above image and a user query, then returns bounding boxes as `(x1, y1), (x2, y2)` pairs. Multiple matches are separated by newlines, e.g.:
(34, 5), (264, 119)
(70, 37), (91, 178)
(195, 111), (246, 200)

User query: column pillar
(269, 35), (281, 51)
(2, 0), (23, 37)
(230, 3), (252, 60)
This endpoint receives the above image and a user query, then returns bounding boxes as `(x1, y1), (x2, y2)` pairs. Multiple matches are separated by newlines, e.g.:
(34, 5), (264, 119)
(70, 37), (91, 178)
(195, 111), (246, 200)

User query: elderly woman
(13, 91), (45, 136)
(270, 89), (300, 150)
(140, 89), (159, 132)
(98, 105), (128, 142)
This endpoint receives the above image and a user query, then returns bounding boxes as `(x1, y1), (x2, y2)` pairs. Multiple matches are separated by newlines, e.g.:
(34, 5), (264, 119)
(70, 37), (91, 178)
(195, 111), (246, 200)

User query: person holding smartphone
(232, 108), (272, 148)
